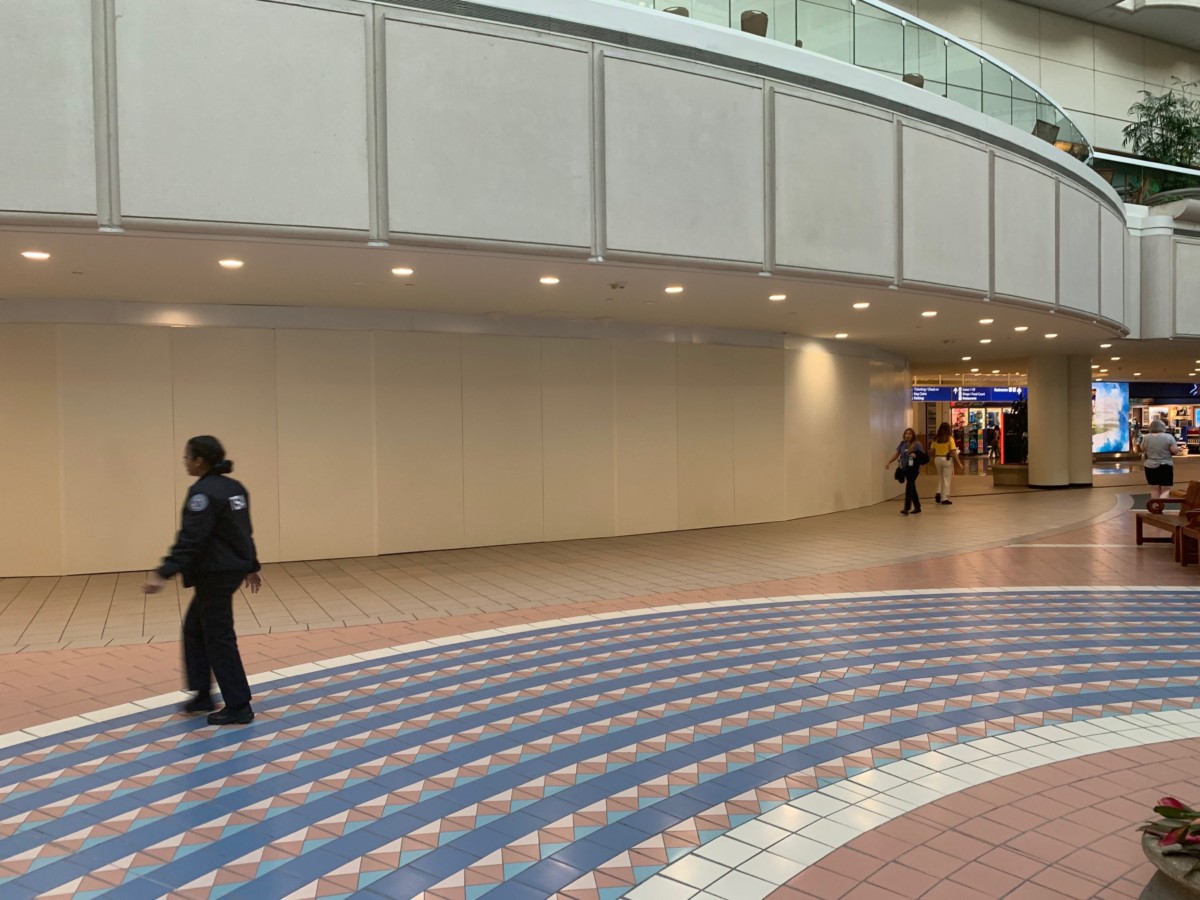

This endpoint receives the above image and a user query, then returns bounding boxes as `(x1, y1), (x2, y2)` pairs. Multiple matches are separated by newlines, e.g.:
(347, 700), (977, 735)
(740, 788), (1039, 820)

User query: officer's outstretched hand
(244, 572), (262, 594)
(142, 573), (164, 595)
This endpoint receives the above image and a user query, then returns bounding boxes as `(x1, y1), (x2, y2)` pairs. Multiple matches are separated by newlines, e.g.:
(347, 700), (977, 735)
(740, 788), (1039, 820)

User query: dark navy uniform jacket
(157, 472), (260, 587)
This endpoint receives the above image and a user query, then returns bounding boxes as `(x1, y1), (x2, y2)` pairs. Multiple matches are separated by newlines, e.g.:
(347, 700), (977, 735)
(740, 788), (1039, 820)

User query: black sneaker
(900, 509), (910, 516)
(181, 694), (215, 715)
(207, 705), (254, 726)
(935, 493), (941, 503)
(942, 500), (953, 505)
(912, 507), (922, 514)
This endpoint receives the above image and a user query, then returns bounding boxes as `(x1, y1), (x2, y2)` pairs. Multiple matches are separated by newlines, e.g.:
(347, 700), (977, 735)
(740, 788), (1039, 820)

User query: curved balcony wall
(620, 0), (1092, 159)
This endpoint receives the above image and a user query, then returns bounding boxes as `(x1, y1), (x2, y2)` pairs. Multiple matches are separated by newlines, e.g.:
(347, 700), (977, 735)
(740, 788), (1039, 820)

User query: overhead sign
(911, 386), (1027, 403)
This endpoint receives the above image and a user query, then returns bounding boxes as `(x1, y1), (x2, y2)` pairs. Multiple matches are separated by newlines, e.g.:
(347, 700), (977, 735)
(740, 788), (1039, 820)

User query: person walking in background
(1140, 418), (1182, 501)
(930, 422), (964, 505)
(143, 436), (262, 726)
(885, 427), (927, 515)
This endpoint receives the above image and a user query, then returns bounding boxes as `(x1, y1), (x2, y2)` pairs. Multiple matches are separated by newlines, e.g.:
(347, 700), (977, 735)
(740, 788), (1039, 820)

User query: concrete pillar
(1067, 355), (1094, 487)
(1027, 355), (1069, 488)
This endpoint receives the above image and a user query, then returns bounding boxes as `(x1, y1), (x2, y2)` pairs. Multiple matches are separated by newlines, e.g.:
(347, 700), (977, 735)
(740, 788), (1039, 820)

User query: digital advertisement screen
(1092, 382), (1130, 453)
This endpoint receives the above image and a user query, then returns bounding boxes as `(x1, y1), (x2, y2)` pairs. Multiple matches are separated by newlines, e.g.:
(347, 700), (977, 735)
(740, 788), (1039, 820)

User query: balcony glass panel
(625, 0), (1091, 159)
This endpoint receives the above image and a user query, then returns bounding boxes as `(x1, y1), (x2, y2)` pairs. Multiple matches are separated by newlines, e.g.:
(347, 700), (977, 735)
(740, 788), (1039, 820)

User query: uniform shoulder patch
(188, 494), (210, 513)
(229, 495), (247, 511)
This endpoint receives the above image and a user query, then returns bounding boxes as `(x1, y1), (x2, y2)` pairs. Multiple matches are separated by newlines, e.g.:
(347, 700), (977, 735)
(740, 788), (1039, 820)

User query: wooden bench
(1136, 480), (1200, 562)
(1180, 513), (1200, 567)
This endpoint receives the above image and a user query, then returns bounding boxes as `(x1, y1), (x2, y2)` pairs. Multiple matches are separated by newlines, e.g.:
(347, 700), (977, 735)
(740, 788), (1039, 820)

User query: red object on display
(998, 412), (1005, 464)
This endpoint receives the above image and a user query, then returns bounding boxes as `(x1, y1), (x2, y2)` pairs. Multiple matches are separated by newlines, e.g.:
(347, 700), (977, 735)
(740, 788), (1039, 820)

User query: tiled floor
(1, 485), (1198, 899)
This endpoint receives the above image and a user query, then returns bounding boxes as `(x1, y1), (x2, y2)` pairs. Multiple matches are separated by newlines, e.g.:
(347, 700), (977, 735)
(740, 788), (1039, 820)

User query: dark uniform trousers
(183, 572), (252, 709)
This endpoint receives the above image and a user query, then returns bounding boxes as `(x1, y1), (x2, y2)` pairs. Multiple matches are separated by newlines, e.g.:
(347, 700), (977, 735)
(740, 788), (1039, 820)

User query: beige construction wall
(0, 324), (907, 578)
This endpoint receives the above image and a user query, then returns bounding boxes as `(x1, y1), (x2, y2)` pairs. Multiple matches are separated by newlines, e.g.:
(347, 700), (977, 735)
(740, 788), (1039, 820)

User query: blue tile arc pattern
(0, 589), (1198, 899)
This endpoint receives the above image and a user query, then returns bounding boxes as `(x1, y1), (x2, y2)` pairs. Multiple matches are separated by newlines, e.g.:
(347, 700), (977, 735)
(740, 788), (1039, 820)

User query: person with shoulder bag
(884, 428), (926, 515)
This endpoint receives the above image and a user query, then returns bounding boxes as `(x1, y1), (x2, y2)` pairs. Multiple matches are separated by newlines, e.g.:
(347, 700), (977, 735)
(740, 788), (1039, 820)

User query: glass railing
(620, 0), (1092, 160)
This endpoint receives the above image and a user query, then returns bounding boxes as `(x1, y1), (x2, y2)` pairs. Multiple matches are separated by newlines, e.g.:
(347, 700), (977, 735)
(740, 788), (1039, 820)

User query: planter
(1142, 833), (1200, 897)
(991, 464), (1029, 487)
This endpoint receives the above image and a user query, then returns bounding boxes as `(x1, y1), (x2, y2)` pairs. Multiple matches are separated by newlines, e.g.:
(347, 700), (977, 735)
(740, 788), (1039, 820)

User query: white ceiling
(2, 225), (1199, 384)
(1015, 0), (1200, 51)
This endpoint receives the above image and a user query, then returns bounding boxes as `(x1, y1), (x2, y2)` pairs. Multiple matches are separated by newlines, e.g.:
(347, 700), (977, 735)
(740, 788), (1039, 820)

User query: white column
(1027, 355), (1069, 488)
(1067, 355), (1094, 487)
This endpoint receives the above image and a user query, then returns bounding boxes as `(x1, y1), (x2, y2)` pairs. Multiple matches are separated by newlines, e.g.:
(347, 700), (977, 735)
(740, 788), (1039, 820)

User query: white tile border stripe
(625, 710), (1200, 899)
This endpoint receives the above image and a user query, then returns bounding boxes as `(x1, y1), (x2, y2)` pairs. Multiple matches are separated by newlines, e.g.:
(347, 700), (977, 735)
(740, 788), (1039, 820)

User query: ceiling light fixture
(834, 333), (848, 339)
(970, 367), (979, 372)
(665, 285), (684, 294)
(218, 259), (244, 269)
(991, 369), (1000, 374)
(979, 338), (992, 344)
(961, 356), (972, 361)
(391, 266), (414, 276)
(1091, 364), (1100, 369)
(1134, 372), (1142, 376)
(853, 302), (870, 309)
(921, 310), (937, 318)
(539, 276), (560, 285)
(1110, 356), (1121, 361)
(21, 251), (50, 261)
(1045, 333), (1058, 339)
(979, 318), (994, 325)
(769, 294), (787, 302)
(1100, 343), (1112, 349)
(1014, 326), (1029, 332)
(1100, 368), (1108, 373)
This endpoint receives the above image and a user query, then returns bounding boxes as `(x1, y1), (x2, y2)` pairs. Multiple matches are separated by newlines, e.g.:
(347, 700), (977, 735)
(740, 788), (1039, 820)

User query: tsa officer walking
(143, 436), (261, 725)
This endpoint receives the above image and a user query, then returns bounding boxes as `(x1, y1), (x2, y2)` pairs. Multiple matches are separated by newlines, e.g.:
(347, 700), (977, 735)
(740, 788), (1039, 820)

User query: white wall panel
(375, 332), (466, 553)
(542, 339), (616, 540)
(606, 59), (764, 263)
(171, 328), (280, 564)
(0, 0), (95, 214)
(902, 128), (989, 291)
(676, 344), (736, 529)
(776, 95), (894, 277)
(462, 335), (543, 546)
(275, 330), (375, 561)
(1059, 186), (1101, 315)
(386, 21), (591, 246)
(0, 326), (62, 576)
(731, 347), (786, 524)
(614, 342), (678, 536)
(58, 326), (175, 574)
(1175, 241), (1200, 336)
(116, 0), (368, 228)
(1100, 211), (1125, 324)
(993, 158), (1055, 303)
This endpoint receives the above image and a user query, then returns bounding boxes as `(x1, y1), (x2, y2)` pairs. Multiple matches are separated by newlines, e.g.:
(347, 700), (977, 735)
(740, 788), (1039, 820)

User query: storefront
(1127, 382), (1200, 450)
(911, 386), (1027, 462)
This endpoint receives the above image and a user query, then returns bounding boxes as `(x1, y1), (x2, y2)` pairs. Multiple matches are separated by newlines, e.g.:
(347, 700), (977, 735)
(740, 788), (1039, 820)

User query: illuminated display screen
(1092, 382), (1130, 453)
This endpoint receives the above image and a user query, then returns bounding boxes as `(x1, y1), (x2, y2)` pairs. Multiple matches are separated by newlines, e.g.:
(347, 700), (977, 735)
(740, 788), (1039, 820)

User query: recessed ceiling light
(1110, 356), (1121, 361)
(665, 285), (684, 294)
(769, 294), (786, 302)
(1014, 325), (1028, 332)
(834, 333), (848, 339)
(991, 369), (1000, 374)
(218, 259), (243, 269)
(979, 318), (994, 325)
(21, 250), (50, 261)
(921, 310), (937, 317)
(1100, 368), (1108, 373)
(1045, 333), (1058, 339)
(979, 338), (992, 344)
(539, 276), (560, 285)
(962, 356), (972, 361)
(1099, 343), (1112, 349)
(970, 367), (979, 372)
(391, 266), (414, 276)
(1091, 364), (1100, 369)
(1134, 372), (1142, 376)
(853, 302), (870, 309)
